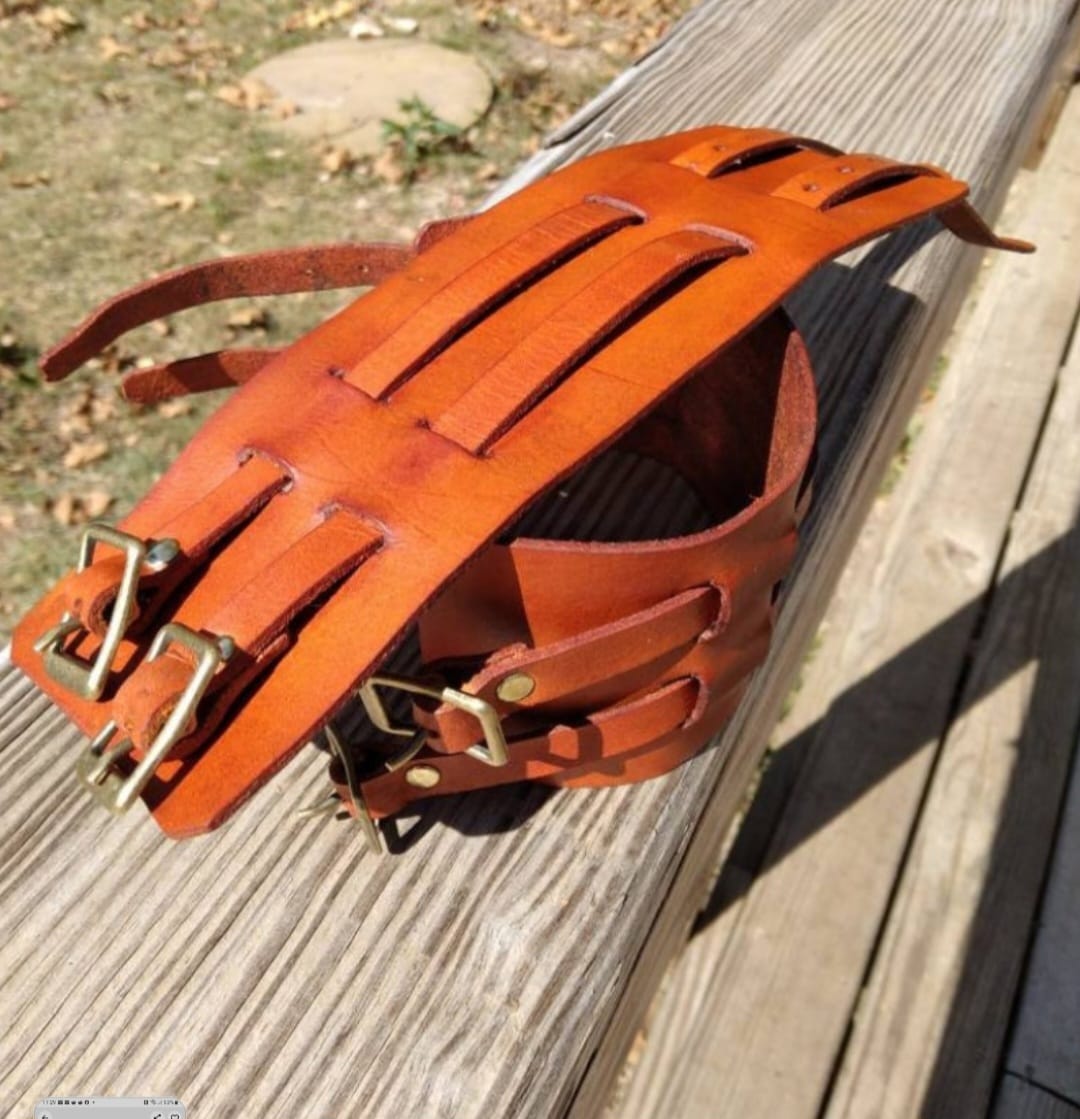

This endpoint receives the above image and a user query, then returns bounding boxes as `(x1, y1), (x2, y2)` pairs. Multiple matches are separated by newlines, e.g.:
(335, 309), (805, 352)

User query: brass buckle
(358, 673), (510, 767)
(34, 523), (179, 701)
(75, 623), (231, 814)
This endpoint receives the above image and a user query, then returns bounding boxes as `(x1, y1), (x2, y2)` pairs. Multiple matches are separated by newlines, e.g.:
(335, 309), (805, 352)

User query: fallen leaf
(270, 98), (298, 120)
(51, 493), (76, 526)
(62, 439), (108, 469)
(82, 490), (113, 518)
(348, 15), (383, 38)
(99, 35), (134, 60)
(125, 9), (159, 32)
(151, 190), (196, 212)
(9, 170), (51, 188)
(35, 5), (82, 37)
(215, 76), (276, 111)
(372, 146), (406, 185)
(0, 93), (17, 112)
(320, 145), (354, 175)
(226, 307), (270, 331)
(285, 1), (357, 32)
(157, 398), (192, 418)
(89, 395), (117, 422)
(383, 15), (418, 35)
(147, 44), (188, 68)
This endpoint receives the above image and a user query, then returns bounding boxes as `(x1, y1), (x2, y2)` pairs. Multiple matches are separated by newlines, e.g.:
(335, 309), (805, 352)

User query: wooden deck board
(1000, 714), (1080, 1107)
(826, 186), (1080, 1119)
(614, 86), (1080, 1119)
(0, 2), (1076, 1116)
(997, 1078), (1080, 1119)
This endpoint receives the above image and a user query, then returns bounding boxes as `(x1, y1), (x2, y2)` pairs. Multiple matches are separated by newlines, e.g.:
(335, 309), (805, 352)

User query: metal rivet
(405, 764), (441, 789)
(496, 672), (536, 703)
(145, 537), (180, 570)
(803, 182), (820, 192)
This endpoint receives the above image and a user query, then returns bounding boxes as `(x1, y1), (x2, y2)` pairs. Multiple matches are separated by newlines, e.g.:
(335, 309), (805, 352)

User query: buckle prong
(75, 623), (230, 814)
(297, 724), (385, 854)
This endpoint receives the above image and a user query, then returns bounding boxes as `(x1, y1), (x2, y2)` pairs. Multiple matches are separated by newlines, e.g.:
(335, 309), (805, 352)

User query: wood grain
(827, 180), (1080, 1119)
(1002, 720), (1080, 1104)
(0, 1), (1075, 1116)
(613, 84), (1080, 1119)
(996, 1078), (1080, 1119)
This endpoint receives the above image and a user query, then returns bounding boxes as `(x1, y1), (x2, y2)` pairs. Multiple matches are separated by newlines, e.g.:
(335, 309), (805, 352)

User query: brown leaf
(51, 493), (77, 526)
(0, 93), (17, 112)
(62, 439), (108, 469)
(35, 5), (82, 37)
(226, 307), (270, 331)
(99, 35), (134, 60)
(151, 190), (196, 212)
(320, 145), (355, 175)
(284, 1), (357, 32)
(270, 98), (298, 121)
(215, 76), (276, 111)
(9, 170), (51, 188)
(147, 44), (188, 68)
(372, 146), (406, 185)
(157, 398), (193, 418)
(125, 9), (159, 31)
(81, 490), (113, 518)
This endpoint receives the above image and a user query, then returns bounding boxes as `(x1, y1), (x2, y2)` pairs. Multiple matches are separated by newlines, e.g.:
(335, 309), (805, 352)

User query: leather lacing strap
(416, 584), (723, 753)
(431, 229), (745, 453)
(39, 239), (420, 402)
(113, 507), (383, 755)
(358, 675), (704, 818)
(60, 454), (289, 637)
(671, 126), (840, 177)
(768, 151), (1033, 251)
(345, 200), (641, 398)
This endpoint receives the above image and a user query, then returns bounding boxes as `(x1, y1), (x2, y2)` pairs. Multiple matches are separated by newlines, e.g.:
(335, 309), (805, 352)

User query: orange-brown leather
(11, 125), (1030, 837)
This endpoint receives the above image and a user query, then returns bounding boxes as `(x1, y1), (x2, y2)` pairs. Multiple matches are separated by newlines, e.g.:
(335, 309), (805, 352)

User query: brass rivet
(405, 764), (441, 789)
(496, 672), (536, 703)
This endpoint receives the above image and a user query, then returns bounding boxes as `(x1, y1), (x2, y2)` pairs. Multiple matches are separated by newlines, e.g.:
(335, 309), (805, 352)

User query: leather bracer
(11, 125), (1029, 841)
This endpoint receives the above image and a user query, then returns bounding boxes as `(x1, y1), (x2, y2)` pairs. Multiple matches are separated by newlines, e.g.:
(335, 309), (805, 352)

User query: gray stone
(248, 39), (493, 155)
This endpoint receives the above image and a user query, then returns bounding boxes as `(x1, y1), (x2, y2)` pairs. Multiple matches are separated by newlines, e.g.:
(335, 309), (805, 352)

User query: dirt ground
(0, 0), (690, 639)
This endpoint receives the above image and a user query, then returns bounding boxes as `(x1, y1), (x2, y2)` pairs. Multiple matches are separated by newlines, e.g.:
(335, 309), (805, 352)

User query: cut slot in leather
(434, 232), (746, 454)
(346, 200), (643, 399)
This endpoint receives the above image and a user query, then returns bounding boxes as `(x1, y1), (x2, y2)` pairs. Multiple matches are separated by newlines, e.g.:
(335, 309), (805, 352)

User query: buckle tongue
(35, 523), (179, 700)
(75, 623), (231, 814)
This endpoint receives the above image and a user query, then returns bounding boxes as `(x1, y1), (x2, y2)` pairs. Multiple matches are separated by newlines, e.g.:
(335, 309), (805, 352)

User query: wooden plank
(0, 4), (1074, 1118)
(1002, 720), (1080, 1104)
(996, 1078), (1080, 1119)
(827, 185), (1080, 1119)
(612, 86), (1080, 1119)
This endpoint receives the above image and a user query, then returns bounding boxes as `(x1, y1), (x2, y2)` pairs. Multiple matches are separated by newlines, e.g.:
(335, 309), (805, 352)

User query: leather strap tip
(940, 200), (1034, 253)
(39, 347), (78, 382)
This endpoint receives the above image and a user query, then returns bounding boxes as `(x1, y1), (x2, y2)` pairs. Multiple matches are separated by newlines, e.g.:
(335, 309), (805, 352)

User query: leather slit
(347, 202), (643, 400)
(442, 245), (740, 455)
